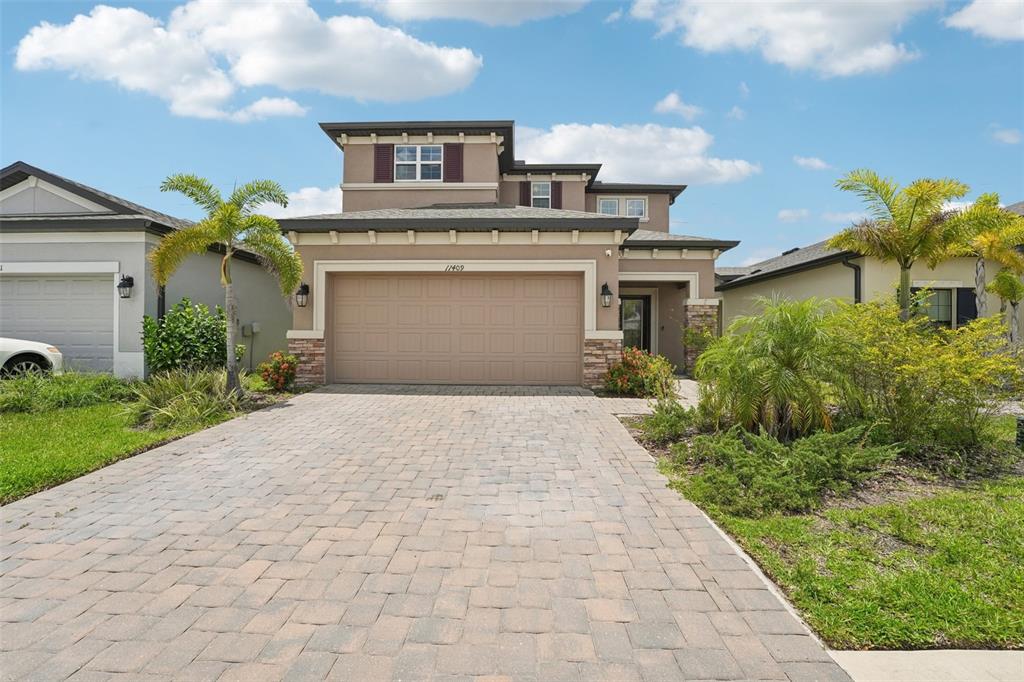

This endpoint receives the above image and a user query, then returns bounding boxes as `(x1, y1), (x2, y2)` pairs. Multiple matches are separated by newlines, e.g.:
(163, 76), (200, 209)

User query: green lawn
(709, 476), (1024, 650)
(0, 403), (205, 504)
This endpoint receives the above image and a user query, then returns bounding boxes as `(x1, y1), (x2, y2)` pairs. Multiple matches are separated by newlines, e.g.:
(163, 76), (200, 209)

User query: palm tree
(150, 174), (302, 393)
(987, 269), (1024, 344)
(828, 169), (968, 320)
(934, 193), (1024, 317)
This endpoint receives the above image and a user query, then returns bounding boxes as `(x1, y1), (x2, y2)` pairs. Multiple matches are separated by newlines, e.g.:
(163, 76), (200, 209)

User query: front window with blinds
(923, 289), (953, 327)
(531, 182), (551, 208)
(395, 145), (442, 181)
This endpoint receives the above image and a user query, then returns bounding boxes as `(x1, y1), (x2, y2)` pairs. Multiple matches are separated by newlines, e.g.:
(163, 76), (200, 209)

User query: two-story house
(280, 120), (738, 388)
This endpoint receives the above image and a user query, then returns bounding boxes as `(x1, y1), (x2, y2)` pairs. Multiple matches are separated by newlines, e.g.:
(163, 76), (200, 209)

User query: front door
(620, 295), (651, 352)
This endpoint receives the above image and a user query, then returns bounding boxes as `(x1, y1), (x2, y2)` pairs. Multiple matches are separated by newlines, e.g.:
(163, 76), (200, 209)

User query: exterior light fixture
(600, 282), (614, 308)
(116, 275), (134, 299)
(295, 283), (310, 308)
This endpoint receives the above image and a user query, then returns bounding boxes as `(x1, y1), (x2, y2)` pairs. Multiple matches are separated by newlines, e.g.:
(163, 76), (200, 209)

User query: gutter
(841, 256), (862, 303)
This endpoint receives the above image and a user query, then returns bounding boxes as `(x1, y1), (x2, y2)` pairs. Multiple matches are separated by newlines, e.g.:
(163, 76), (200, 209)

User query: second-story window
(598, 198), (619, 215)
(395, 145), (442, 181)
(625, 198), (647, 218)
(531, 181), (551, 208)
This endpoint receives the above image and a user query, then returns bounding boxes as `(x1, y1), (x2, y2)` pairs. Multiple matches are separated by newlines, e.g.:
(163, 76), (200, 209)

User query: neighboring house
(280, 120), (737, 387)
(717, 220), (1024, 338)
(0, 162), (290, 377)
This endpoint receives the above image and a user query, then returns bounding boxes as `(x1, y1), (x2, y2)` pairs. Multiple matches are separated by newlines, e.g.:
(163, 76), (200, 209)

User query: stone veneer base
(584, 338), (622, 390)
(288, 337), (326, 386)
(683, 303), (719, 372)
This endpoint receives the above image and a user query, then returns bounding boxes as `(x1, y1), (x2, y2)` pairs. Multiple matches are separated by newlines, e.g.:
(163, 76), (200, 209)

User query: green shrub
(0, 372), (134, 413)
(828, 299), (1024, 458)
(129, 369), (242, 430)
(257, 351), (298, 392)
(665, 426), (898, 517)
(242, 371), (271, 393)
(696, 297), (846, 440)
(142, 298), (245, 373)
(604, 347), (676, 398)
(639, 399), (700, 444)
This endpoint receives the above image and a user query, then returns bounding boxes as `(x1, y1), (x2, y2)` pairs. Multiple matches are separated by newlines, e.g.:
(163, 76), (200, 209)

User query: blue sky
(2, 0), (1022, 265)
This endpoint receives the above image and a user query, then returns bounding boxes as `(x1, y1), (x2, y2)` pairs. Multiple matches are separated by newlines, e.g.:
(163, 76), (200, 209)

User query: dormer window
(395, 145), (442, 181)
(531, 181), (551, 208)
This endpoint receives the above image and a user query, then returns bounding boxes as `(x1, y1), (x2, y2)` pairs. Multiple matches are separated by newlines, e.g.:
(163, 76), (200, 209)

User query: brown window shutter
(373, 143), (394, 183)
(443, 143), (463, 182)
(551, 181), (562, 209)
(519, 181), (531, 206)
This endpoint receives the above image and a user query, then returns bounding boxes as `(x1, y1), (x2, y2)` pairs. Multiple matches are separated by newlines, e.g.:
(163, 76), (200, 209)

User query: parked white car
(0, 338), (64, 376)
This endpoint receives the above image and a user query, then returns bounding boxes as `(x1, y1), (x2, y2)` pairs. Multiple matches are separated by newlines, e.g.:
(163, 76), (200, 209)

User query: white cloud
(991, 125), (1022, 145)
(777, 208), (810, 222)
(605, 8), (624, 23)
(259, 186), (343, 218)
(726, 105), (746, 120)
(516, 122), (760, 185)
(629, 1), (932, 76)
(945, 0), (1024, 41)
(794, 155), (831, 170)
(230, 97), (308, 123)
(738, 81), (750, 97)
(822, 211), (865, 224)
(361, 0), (589, 26)
(653, 92), (702, 120)
(15, 1), (482, 121)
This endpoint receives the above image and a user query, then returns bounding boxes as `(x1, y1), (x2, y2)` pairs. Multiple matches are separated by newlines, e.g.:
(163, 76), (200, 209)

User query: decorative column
(682, 299), (720, 373)
(287, 334), (326, 386)
(583, 337), (622, 389)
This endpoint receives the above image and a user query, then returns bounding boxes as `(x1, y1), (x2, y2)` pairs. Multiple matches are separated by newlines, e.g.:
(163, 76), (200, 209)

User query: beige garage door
(331, 273), (583, 385)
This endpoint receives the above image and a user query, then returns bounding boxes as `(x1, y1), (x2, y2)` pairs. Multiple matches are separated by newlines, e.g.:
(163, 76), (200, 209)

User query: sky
(1, 0), (1022, 266)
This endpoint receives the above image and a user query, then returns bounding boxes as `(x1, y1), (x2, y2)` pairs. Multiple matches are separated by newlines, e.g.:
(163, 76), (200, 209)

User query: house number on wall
(444, 264), (465, 272)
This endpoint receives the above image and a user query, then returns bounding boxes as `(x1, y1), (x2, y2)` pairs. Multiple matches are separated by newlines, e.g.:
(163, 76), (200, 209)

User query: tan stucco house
(0, 161), (291, 377)
(717, 213), (1024, 338)
(280, 120), (737, 387)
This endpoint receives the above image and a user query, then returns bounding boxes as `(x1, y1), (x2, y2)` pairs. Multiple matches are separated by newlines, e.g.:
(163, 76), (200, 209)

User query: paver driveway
(0, 386), (849, 681)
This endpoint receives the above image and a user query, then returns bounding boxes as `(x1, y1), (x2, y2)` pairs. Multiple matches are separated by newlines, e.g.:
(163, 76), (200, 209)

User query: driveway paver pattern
(0, 385), (849, 681)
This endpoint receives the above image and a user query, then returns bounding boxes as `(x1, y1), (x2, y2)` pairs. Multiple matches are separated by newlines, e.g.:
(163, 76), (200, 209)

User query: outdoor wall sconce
(116, 275), (134, 299)
(295, 282), (310, 308)
(600, 282), (614, 308)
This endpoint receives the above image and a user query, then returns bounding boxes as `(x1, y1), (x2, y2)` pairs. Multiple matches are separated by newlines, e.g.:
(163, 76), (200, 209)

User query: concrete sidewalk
(830, 650), (1024, 682)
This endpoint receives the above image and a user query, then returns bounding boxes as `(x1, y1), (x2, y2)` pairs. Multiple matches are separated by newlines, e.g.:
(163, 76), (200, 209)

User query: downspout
(841, 255), (862, 304)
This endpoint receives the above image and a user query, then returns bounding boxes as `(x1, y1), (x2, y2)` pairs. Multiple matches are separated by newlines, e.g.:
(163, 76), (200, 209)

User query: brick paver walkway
(0, 386), (849, 681)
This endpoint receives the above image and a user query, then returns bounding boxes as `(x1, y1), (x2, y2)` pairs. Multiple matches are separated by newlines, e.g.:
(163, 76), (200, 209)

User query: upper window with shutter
(395, 145), (443, 181)
(531, 182), (551, 208)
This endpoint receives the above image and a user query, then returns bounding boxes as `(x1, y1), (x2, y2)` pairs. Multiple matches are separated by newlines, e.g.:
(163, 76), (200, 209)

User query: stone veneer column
(683, 302), (720, 372)
(583, 338), (622, 390)
(288, 337), (326, 386)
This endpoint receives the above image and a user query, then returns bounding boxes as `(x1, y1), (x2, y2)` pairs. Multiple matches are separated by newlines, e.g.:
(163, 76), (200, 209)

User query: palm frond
(835, 169), (900, 223)
(229, 180), (288, 215)
(240, 217), (303, 296)
(149, 221), (220, 285)
(987, 269), (1024, 304)
(160, 174), (223, 214)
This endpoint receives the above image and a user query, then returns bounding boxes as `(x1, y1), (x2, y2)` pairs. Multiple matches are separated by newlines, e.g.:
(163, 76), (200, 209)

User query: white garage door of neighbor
(0, 274), (115, 371)
(332, 273), (583, 385)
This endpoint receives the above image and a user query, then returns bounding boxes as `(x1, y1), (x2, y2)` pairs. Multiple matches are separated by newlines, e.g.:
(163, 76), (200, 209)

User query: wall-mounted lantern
(295, 282), (310, 308)
(116, 275), (134, 299)
(600, 282), (614, 308)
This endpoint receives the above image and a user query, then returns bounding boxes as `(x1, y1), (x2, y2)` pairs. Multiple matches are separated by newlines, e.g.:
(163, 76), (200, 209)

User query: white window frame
(531, 181), (552, 208)
(595, 196), (648, 221)
(625, 198), (647, 219)
(395, 144), (443, 182)
(598, 198), (619, 215)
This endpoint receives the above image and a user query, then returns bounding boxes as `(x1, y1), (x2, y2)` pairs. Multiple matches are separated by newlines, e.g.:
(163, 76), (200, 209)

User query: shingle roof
(0, 161), (190, 230)
(716, 239), (855, 290)
(277, 203), (639, 231)
(1005, 201), (1024, 216)
(623, 229), (739, 251)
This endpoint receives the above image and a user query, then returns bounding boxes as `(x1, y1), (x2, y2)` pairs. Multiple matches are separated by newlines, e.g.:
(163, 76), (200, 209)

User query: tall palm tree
(987, 269), (1024, 344)
(150, 174), (302, 393)
(828, 169), (968, 320)
(934, 193), (1024, 317)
